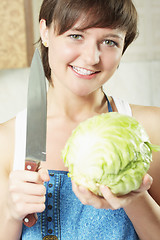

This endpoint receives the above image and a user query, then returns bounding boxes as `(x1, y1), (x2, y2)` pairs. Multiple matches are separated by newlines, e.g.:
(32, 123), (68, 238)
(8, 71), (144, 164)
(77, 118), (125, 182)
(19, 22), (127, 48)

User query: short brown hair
(39, 0), (138, 83)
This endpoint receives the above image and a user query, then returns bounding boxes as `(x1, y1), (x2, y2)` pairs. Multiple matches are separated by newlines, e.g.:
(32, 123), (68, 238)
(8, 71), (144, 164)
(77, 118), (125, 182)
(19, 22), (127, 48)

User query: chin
(72, 87), (97, 98)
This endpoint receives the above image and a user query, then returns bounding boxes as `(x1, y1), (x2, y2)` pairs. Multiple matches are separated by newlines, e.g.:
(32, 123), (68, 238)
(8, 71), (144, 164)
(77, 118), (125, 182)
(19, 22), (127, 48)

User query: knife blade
(23, 48), (47, 227)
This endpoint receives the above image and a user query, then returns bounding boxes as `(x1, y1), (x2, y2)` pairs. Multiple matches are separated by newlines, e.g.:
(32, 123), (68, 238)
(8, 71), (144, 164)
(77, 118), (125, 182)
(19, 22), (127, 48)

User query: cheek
(101, 50), (122, 71)
(61, 48), (78, 64)
(49, 41), (79, 67)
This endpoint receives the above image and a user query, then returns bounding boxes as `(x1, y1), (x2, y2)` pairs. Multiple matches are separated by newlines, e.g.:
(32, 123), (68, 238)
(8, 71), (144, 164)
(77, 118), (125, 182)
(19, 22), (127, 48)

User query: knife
(23, 48), (47, 227)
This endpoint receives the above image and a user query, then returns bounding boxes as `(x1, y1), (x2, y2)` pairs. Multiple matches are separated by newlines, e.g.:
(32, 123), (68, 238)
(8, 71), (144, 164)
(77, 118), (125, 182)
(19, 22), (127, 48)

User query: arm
(0, 119), (22, 240)
(0, 120), (49, 240)
(0, 176), (23, 240)
(125, 105), (160, 240)
(123, 189), (160, 240)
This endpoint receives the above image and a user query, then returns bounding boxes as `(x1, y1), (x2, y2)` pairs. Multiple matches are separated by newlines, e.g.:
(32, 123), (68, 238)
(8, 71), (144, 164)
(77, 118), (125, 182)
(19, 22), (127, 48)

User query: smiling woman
(0, 0), (160, 240)
(39, 0), (138, 83)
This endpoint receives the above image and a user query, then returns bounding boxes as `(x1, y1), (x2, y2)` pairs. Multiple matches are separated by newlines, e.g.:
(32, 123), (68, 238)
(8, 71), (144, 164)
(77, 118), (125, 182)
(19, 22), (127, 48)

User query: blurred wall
(0, 0), (160, 123)
(104, 0), (160, 106)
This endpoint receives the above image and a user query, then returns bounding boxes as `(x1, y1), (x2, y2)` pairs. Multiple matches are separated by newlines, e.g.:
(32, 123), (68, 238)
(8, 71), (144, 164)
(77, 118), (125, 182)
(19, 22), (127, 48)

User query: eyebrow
(70, 28), (124, 41)
(70, 27), (87, 33)
(103, 34), (124, 41)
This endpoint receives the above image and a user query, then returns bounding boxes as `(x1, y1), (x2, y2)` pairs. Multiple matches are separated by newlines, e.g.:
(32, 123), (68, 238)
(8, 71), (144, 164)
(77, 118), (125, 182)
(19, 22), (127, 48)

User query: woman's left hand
(72, 174), (153, 210)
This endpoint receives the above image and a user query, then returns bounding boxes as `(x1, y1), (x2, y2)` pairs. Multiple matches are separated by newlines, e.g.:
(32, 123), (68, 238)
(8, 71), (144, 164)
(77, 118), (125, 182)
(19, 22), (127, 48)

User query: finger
(24, 194), (46, 204)
(72, 181), (88, 203)
(100, 185), (114, 200)
(72, 181), (93, 204)
(38, 168), (50, 182)
(24, 203), (46, 214)
(9, 181), (46, 196)
(100, 185), (122, 209)
(72, 181), (110, 209)
(11, 192), (46, 205)
(14, 202), (46, 220)
(10, 170), (44, 184)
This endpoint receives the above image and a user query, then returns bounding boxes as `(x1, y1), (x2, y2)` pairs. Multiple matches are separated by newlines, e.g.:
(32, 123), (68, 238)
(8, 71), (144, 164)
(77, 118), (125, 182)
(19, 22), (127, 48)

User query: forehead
(68, 16), (126, 38)
(69, 12), (121, 30)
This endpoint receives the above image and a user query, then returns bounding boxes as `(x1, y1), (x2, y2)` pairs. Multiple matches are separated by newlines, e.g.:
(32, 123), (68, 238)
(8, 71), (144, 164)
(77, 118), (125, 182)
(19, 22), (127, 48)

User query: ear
(40, 19), (49, 47)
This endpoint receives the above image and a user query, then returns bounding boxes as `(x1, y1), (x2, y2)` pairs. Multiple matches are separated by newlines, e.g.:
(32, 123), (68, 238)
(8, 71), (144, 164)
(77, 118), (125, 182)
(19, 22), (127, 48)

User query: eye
(102, 40), (118, 47)
(69, 34), (83, 40)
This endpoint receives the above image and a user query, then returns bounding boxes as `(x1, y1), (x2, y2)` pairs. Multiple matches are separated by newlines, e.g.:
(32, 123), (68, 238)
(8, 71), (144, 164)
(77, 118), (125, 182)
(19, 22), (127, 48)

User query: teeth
(72, 66), (95, 75)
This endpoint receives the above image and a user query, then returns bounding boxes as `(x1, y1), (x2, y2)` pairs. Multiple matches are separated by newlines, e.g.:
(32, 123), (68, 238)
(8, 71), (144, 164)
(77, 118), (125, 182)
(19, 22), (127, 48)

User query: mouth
(70, 65), (100, 78)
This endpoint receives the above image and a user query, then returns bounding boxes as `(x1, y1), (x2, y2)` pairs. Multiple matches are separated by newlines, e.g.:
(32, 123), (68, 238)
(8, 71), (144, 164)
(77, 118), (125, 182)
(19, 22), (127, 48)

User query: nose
(82, 41), (100, 66)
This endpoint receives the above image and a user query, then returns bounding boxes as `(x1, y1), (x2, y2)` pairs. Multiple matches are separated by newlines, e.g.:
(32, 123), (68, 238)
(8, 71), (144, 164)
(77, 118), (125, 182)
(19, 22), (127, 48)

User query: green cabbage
(62, 112), (160, 196)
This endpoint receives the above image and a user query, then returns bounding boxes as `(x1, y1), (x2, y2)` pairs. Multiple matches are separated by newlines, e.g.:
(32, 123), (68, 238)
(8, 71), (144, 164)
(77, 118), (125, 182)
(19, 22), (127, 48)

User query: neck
(47, 86), (107, 122)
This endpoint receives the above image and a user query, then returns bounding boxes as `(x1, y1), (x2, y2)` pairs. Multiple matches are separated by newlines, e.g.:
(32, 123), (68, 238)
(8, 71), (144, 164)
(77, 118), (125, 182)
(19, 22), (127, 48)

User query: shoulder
(0, 118), (16, 176)
(131, 104), (160, 204)
(130, 104), (160, 144)
(130, 104), (160, 118)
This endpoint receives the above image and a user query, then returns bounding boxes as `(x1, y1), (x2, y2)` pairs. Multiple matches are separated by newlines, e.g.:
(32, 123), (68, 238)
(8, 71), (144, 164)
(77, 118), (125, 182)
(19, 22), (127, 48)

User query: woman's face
(42, 18), (126, 97)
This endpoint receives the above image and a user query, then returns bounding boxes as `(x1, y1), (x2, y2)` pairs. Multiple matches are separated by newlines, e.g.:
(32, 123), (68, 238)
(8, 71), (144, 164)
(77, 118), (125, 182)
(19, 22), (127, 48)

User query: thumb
(38, 168), (50, 182)
(136, 174), (153, 193)
(142, 173), (153, 190)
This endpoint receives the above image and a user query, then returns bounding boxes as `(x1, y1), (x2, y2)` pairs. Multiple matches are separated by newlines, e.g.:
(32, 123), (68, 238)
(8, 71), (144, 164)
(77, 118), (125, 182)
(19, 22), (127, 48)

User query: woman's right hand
(7, 168), (50, 221)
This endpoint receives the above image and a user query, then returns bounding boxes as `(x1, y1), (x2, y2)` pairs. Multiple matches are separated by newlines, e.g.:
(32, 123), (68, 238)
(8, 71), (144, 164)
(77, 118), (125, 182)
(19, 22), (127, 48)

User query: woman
(0, 0), (160, 239)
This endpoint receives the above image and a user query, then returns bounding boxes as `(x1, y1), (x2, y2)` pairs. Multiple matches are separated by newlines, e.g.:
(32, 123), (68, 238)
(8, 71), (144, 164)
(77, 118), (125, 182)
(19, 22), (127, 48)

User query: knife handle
(23, 213), (38, 228)
(23, 161), (40, 227)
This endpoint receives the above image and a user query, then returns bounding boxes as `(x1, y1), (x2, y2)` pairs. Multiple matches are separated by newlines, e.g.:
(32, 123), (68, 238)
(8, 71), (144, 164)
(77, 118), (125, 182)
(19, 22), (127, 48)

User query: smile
(71, 66), (100, 76)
